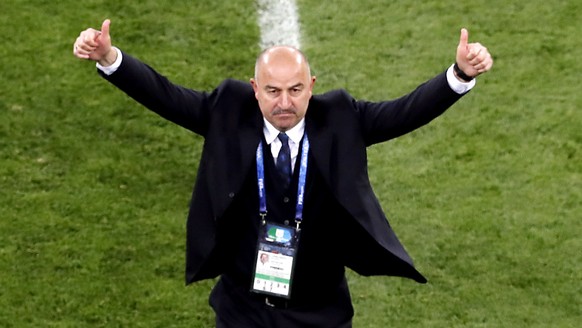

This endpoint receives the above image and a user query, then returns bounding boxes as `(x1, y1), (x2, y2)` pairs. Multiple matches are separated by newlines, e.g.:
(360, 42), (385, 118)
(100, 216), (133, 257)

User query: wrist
(98, 48), (118, 67)
(453, 62), (474, 82)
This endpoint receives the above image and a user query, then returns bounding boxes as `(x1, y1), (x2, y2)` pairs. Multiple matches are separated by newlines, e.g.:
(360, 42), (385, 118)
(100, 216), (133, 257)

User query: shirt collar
(263, 118), (305, 145)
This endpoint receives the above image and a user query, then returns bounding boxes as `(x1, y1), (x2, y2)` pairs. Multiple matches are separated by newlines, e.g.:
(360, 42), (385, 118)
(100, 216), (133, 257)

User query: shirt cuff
(446, 63), (476, 94)
(96, 47), (123, 75)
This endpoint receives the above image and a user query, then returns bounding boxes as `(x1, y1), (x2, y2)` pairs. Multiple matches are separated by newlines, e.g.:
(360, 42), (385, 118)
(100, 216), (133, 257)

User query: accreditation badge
(251, 221), (300, 299)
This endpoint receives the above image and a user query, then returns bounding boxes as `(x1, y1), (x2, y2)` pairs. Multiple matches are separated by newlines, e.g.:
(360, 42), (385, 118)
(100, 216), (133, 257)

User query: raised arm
(72, 19), (213, 135)
(359, 28), (493, 145)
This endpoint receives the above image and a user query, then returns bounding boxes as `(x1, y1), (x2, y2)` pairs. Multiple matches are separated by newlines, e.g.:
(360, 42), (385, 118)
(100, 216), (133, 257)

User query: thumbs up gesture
(455, 28), (493, 80)
(73, 19), (117, 66)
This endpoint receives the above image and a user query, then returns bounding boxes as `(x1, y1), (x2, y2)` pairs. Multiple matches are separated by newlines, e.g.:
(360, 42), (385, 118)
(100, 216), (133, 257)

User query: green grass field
(1, 0), (581, 327)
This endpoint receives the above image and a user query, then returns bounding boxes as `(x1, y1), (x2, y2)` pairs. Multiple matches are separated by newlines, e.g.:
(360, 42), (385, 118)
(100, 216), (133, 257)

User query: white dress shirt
(263, 118), (305, 173)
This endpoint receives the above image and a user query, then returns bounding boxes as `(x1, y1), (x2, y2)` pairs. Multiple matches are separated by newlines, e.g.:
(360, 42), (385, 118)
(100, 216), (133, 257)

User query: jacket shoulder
(308, 89), (360, 123)
(215, 79), (254, 99)
(312, 89), (353, 104)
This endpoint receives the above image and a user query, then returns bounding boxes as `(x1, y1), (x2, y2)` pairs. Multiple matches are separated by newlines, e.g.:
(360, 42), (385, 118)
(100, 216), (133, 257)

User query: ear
(308, 76), (317, 95)
(250, 78), (259, 98)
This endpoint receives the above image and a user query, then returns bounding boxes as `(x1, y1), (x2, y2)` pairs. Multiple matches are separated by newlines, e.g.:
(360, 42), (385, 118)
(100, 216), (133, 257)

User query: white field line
(256, 0), (301, 50)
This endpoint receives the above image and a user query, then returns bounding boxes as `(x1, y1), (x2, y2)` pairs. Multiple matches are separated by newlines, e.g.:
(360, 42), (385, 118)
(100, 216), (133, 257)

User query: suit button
(228, 192), (235, 198)
(283, 197), (290, 203)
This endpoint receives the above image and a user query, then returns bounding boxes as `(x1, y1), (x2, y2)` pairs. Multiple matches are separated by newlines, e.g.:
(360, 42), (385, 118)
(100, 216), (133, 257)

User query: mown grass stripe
(256, 0), (301, 49)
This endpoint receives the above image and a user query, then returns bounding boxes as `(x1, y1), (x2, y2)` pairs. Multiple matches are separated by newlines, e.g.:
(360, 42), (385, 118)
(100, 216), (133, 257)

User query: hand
(455, 28), (493, 80)
(73, 19), (116, 66)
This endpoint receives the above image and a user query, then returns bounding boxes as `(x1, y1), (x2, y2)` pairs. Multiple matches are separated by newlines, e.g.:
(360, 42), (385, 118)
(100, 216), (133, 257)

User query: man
(74, 19), (492, 327)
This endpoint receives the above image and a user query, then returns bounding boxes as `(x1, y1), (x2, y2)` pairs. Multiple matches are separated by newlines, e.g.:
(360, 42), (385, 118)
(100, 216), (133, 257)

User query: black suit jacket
(101, 52), (465, 285)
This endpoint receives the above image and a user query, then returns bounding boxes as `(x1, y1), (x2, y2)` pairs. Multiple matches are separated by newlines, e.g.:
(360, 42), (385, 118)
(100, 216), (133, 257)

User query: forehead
(255, 47), (310, 85)
(259, 65), (308, 87)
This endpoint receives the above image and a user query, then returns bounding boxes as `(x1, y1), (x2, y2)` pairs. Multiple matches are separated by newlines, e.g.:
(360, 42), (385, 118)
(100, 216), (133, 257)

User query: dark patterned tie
(276, 133), (292, 188)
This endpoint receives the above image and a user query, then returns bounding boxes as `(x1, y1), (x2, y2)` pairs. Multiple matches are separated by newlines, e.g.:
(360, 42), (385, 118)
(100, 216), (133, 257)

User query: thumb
(458, 28), (469, 48)
(100, 19), (111, 38)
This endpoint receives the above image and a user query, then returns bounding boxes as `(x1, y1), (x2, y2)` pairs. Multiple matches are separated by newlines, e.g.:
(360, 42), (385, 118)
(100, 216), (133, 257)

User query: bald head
(250, 46), (316, 132)
(254, 46), (311, 83)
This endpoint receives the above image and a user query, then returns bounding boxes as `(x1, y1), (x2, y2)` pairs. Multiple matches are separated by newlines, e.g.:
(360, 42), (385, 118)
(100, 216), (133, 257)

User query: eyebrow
(265, 83), (305, 90)
(290, 83), (305, 89)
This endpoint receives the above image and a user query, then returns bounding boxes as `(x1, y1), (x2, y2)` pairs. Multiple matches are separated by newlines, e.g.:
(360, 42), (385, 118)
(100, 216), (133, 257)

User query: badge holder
(251, 220), (300, 299)
(251, 135), (309, 301)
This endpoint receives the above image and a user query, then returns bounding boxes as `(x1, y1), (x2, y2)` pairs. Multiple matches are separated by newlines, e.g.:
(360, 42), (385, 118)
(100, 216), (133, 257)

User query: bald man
(74, 19), (492, 327)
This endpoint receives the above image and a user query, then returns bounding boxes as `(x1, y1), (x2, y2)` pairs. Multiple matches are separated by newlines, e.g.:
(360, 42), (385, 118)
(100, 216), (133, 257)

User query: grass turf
(1, 0), (580, 326)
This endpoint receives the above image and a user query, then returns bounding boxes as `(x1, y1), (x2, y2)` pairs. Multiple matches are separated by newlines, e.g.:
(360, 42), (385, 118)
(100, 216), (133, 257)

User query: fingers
(461, 45), (493, 76)
(466, 43), (483, 61)
(73, 29), (100, 58)
(467, 43), (492, 71)
(73, 19), (111, 60)
(476, 53), (493, 73)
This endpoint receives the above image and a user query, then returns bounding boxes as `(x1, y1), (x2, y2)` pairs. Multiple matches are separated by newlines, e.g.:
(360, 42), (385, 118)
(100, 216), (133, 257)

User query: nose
(279, 92), (291, 109)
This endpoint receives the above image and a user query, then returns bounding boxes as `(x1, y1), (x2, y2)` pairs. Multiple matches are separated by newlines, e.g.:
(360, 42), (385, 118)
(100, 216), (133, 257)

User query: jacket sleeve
(356, 71), (465, 146)
(98, 51), (214, 136)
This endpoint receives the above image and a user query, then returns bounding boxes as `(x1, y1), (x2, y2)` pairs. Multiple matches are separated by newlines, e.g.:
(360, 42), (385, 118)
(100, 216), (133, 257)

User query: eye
(290, 87), (302, 96)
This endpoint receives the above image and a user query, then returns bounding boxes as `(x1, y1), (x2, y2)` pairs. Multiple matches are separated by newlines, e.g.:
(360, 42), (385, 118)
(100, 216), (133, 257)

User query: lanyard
(256, 134), (310, 231)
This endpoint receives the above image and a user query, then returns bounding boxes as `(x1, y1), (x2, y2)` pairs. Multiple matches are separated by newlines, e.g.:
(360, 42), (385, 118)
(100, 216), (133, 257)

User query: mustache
(272, 108), (296, 115)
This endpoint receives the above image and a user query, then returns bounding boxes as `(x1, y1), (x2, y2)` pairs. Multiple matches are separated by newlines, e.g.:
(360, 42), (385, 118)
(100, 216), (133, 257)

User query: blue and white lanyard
(256, 134), (310, 231)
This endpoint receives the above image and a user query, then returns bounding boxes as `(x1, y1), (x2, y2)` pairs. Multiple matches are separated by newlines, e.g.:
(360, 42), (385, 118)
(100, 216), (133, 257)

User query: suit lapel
(210, 104), (262, 218)
(238, 120), (262, 176)
(305, 116), (334, 189)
